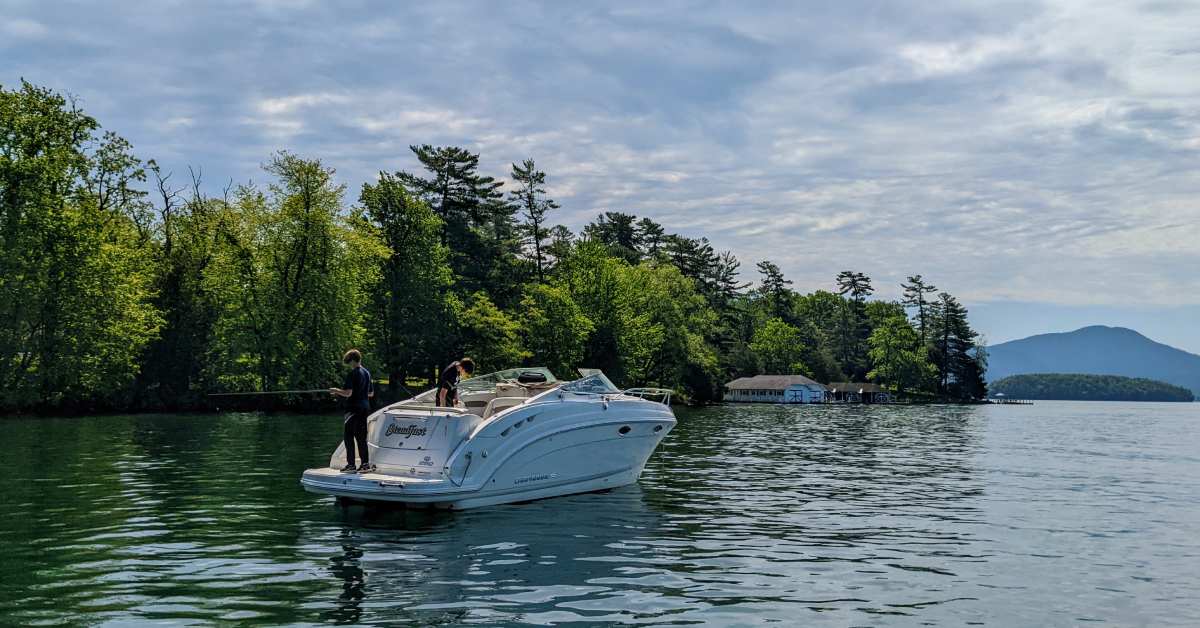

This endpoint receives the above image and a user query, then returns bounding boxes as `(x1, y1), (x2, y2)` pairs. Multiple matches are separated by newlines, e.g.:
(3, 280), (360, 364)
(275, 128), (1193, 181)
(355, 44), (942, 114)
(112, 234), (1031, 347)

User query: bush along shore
(1, 80), (987, 414)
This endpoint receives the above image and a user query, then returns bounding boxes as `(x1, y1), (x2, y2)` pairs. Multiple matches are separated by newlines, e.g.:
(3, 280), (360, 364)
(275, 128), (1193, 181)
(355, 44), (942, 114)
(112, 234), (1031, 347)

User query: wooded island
(0, 81), (988, 413)
(991, 374), (1194, 402)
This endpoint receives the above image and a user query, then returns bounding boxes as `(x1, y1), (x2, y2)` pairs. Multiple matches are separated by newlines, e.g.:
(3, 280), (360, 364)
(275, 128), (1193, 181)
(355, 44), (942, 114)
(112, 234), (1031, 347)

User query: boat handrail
(387, 403), (471, 414)
(622, 387), (674, 405)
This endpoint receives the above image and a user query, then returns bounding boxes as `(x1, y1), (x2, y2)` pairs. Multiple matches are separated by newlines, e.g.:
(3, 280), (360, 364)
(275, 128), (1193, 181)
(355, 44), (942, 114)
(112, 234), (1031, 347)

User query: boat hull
(301, 397), (674, 509)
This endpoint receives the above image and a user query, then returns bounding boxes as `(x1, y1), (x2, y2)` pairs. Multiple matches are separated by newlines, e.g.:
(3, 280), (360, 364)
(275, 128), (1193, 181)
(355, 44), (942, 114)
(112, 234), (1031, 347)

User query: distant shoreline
(989, 373), (1195, 403)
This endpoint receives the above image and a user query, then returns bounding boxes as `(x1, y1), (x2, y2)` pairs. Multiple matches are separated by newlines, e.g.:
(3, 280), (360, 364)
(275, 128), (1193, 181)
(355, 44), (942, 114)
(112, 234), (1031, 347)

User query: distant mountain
(986, 326), (1200, 396)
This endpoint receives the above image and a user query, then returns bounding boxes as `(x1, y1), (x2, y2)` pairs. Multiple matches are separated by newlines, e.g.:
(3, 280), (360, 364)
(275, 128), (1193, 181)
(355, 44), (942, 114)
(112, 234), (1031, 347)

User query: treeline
(0, 80), (986, 412)
(991, 374), (1195, 402)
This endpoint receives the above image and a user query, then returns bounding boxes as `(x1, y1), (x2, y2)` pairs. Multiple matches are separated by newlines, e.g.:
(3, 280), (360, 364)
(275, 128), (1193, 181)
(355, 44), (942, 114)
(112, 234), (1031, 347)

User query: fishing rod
(207, 389), (332, 397)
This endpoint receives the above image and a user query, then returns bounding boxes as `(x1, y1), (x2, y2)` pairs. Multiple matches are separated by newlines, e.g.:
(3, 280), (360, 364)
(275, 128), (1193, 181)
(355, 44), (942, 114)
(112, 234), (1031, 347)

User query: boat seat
(483, 396), (527, 419)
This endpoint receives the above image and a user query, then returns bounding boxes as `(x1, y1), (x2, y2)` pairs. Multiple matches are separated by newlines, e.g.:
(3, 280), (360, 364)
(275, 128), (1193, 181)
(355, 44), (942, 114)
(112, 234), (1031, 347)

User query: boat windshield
(560, 372), (621, 395)
(457, 367), (558, 393)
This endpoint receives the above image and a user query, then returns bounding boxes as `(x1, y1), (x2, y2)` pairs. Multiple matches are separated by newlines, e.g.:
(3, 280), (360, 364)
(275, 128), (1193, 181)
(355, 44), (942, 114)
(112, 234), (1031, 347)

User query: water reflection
(300, 486), (666, 625)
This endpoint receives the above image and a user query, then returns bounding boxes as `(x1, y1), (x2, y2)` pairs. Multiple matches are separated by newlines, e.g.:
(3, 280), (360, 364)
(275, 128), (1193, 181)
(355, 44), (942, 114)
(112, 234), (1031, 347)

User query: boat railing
(622, 387), (674, 406)
(387, 402), (471, 414)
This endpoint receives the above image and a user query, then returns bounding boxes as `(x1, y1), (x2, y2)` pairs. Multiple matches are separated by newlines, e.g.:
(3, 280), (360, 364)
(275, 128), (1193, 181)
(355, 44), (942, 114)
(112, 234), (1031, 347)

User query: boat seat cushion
(482, 396), (527, 419)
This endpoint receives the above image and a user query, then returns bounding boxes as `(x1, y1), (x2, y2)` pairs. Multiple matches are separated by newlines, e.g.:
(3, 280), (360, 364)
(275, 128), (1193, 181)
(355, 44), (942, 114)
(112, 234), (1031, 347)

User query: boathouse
(827, 382), (891, 403)
(724, 375), (828, 404)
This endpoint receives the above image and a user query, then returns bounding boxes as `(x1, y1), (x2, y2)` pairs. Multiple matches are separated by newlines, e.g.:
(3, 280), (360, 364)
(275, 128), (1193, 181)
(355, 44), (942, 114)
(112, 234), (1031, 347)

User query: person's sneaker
(357, 463), (375, 474)
(339, 464), (356, 473)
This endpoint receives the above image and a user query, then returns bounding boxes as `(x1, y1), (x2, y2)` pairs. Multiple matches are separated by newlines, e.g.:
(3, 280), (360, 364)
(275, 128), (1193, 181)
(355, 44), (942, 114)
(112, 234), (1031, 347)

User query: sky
(3, 0), (1199, 352)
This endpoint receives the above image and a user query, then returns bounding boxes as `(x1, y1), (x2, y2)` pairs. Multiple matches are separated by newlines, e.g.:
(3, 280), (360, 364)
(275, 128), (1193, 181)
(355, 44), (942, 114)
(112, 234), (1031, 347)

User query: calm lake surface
(1, 402), (1198, 626)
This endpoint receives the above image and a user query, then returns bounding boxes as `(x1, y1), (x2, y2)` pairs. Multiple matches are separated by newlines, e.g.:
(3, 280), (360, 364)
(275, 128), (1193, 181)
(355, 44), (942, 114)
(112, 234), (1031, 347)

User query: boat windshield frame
(456, 367), (558, 393)
(559, 372), (621, 395)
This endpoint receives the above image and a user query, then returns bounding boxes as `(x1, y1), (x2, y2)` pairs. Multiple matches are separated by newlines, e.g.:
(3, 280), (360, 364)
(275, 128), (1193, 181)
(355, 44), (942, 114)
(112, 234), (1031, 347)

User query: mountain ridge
(986, 325), (1200, 396)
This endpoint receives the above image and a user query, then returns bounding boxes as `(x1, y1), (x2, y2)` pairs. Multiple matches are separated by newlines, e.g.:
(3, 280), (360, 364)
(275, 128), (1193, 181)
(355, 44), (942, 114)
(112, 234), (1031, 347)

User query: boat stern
(300, 466), (463, 506)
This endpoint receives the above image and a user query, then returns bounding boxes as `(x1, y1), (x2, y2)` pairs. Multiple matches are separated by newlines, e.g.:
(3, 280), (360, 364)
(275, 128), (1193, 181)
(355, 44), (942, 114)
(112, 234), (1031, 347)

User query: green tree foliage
(358, 171), (451, 392)
(553, 242), (718, 398)
(509, 158), (558, 283)
(204, 153), (382, 393)
(519, 283), (593, 379)
(456, 292), (528, 372)
(397, 145), (520, 306)
(929, 292), (987, 399)
(755, 260), (793, 320)
(0, 80), (992, 410)
(138, 165), (223, 408)
(635, 217), (665, 258)
(990, 373), (1194, 402)
(750, 319), (812, 377)
(901, 274), (938, 345)
(0, 81), (161, 410)
(835, 270), (874, 379)
(867, 315), (934, 396)
(621, 262), (719, 397)
(582, 211), (640, 263)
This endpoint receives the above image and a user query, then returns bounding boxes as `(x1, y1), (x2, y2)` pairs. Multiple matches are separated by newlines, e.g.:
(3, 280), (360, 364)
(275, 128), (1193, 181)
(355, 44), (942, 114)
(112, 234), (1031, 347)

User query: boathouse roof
(725, 375), (827, 390)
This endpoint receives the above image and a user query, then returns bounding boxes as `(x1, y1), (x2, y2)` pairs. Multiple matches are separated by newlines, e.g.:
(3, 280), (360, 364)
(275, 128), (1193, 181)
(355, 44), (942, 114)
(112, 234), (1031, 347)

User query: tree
(928, 292), (986, 399)
(712, 251), (749, 315)
(556, 241), (628, 380)
(755, 260), (793, 320)
(138, 165), (224, 408)
(582, 211), (640, 263)
(636, 217), (665, 258)
(833, 270), (873, 378)
(544, 224), (575, 270)
(619, 261), (718, 394)
(901, 274), (938, 345)
(396, 145), (516, 303)
(750, 318), (813, 377)
(508, 158), (558, 282)
(867, 315), (933, 397)
(554, 241), (718, 398)
(519, 283), (593, 379)
(359, 171), (451, 394)
(0, 81), (161, 410)
(205, 153), (382, 394)
(456, 292), (529, 372)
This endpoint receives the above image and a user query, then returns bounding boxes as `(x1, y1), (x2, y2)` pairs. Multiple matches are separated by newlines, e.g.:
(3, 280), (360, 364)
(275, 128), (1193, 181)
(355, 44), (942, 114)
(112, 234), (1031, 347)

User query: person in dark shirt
(329, 349), (375, 473)
(436, 357), (475, 407)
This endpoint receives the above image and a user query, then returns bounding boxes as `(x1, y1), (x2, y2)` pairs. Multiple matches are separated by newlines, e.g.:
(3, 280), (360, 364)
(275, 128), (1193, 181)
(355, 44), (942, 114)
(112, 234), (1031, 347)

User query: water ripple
(1, 403), (1198, 625)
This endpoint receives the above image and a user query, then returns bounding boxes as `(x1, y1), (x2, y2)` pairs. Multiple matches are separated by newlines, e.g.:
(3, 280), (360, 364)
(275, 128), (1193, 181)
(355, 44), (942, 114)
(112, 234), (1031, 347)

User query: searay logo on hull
(385, 423), (427, 438)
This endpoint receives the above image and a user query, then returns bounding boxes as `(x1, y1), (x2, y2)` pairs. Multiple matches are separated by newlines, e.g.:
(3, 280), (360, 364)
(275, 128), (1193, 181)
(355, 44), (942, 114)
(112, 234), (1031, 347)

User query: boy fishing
(329, 349), (375, 473)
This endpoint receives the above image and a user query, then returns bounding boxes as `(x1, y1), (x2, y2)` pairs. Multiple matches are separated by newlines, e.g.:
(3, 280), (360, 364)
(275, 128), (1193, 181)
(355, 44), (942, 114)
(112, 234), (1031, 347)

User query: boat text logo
(386, 423), (427, 437)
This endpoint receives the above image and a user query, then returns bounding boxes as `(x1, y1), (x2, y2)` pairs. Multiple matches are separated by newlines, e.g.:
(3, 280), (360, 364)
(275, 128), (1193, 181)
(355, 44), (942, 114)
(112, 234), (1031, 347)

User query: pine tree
(756, 260), (793, 320)
(508, 158), (558, 283)
(396, 145), (516, 303)
(636, 217), (665, 258)
(901, 274), (938, 346)
(928, 292), (986, 399)
(835, 270), (874, 378)
(582, 211), (640, 263)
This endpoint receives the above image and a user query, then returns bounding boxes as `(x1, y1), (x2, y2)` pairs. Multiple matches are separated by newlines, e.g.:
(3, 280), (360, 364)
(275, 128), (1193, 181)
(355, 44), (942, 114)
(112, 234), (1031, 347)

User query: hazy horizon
(4, 1), (1198, 352)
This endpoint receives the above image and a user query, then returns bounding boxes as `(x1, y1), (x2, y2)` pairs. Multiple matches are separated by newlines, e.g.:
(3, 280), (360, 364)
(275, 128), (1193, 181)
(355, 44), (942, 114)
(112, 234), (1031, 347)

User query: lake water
(1, 402), (1197, 626)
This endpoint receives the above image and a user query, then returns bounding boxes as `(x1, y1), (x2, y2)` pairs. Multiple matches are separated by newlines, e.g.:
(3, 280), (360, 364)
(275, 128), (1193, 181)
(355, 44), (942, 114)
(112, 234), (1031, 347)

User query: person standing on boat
(436, 357), (475, 407)
(329, 349), (375, 473)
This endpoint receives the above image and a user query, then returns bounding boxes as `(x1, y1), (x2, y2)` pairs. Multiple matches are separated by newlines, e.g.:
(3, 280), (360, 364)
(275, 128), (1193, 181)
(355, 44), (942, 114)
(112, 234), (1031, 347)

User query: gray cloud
(3, 1), (1199, 328)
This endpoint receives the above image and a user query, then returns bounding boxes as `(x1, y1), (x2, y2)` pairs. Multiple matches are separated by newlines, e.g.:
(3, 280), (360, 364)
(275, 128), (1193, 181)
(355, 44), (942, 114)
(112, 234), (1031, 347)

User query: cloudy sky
(4, 0), (1199, 351)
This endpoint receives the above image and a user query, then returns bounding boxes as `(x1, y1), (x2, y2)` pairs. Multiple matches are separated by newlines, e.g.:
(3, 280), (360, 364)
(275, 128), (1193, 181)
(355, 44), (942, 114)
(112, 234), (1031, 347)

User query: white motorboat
(300, 368), (676, 510)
